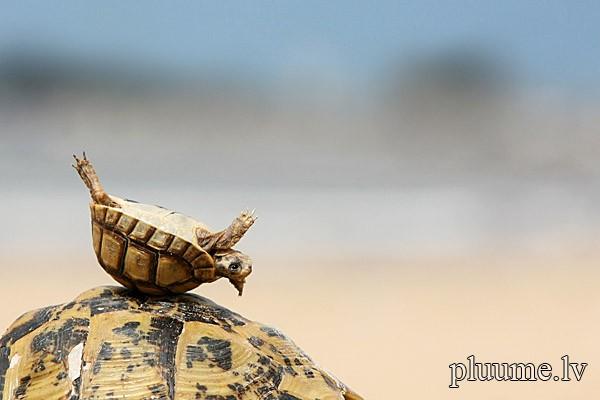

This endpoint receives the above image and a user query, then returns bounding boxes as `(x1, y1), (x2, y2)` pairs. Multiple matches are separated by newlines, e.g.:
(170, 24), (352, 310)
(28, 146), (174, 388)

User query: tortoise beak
(231, 279), (245, 296)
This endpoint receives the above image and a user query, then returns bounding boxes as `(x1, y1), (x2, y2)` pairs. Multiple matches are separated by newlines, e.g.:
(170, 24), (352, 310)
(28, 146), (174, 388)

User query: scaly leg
(196, 209), (256, 251)
(72, 153), (119, 207)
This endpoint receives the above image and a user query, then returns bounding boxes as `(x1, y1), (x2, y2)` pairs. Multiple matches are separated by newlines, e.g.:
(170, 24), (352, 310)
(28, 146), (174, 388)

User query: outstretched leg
(72, 153), (119, 207)
(196, 209), (256, 251)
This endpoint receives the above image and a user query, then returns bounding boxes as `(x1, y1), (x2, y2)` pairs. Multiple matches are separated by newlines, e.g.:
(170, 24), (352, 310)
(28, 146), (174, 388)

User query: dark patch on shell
(260, 326), (286, 339)
(258, 355), (271, 366)
(228, 382), (245, 394)
(0, 304), (57, 394)
(143, 355), (156, 368)
(120, 348), (132, 359)
(248, 336), (264, 348)
(197, 336), (232, 371)
(14, 375), (32, 399)
(271, 367), (284, 389)
(195, 383), (208, 398)
(0, 307), (55, 348)
(0, 346), (10, 398)
(31, 317), (89, 362)
(93, 342), (114, 374)
(146, 316), (183, 400)
(88, 296), (131, 316)
(69, 376), (82, 400)
(32, 359), (46, 373)
(148, 383), (166, 396)
(175, 300), (246, 329)
(304, 368), (315, 379)
(186, 345), (207, 368)
(112, 321), (142, 345)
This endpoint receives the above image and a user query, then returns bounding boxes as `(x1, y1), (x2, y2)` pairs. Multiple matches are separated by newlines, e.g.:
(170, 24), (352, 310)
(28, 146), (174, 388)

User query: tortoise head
(214, 250), (253, 296)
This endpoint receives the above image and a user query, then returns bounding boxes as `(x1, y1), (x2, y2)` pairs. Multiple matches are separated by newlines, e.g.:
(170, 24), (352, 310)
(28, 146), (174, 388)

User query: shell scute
(99, 230), (126, 274)
(80, 312), (179, 400)
(182, 246), (201, 263)
(104, 209), (122, 228)
(167, 237), (189, 256)
(147, 230), (174, 251)
(128, 220), (155, 243)
(91, 204), (106, 223)
(123, 243), (157, 282)
(91, 222), (103, 255)
(193, 267), (214, 281)
(191, 253), (213, 270)
(156, 255), (192, 286)
(115, 214), (137, 235)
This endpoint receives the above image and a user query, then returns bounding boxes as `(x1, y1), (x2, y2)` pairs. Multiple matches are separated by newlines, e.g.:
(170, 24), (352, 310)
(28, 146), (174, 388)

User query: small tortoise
(0, 286), (363, 400)
(73, 154), (256, 296)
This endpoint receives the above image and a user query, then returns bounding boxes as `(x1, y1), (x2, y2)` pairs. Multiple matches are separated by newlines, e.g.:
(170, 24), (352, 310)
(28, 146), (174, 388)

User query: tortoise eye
(229, 263), (241, 273)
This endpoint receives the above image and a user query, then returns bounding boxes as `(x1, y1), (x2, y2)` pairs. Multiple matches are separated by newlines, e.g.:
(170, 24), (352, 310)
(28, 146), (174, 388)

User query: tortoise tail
(72, 152), (119, 207)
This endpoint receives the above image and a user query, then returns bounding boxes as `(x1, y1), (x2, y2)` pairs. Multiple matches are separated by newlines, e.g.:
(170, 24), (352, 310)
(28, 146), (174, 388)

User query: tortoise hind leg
(73, 153), (119, 207)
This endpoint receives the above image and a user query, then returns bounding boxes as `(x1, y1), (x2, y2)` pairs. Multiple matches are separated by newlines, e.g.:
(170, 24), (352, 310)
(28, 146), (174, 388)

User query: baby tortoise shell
(0, 287), (363, 400)
(73, 154), (256, 296)
(90, 200), (216, 295)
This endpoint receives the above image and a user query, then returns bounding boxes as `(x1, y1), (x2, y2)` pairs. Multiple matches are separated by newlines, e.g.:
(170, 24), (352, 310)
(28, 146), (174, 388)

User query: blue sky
(1, 1), (599, 90)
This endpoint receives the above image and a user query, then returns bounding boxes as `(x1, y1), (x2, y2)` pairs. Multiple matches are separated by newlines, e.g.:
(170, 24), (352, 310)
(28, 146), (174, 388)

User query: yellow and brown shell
(0, 286), (362, 400)
(91, 197), (216, 295)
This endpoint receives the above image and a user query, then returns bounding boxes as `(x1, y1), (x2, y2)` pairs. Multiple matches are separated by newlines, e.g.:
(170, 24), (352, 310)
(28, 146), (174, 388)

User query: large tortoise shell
(90, 198), (216, 295)
(0, 287), (362, 400)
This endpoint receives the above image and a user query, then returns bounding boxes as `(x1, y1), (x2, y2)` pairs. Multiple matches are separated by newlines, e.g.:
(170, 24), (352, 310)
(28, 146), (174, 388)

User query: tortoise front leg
(196, 209), (256, 251)
(72, 153), (119, 207)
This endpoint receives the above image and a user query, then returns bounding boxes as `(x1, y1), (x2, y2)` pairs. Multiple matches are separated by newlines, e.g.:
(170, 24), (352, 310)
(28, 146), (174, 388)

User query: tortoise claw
(239, 209), (257, 225)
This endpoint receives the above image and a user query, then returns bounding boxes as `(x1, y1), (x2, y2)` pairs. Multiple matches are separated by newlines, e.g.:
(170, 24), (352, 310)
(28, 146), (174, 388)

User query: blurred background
(2, 1), (600, 398)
